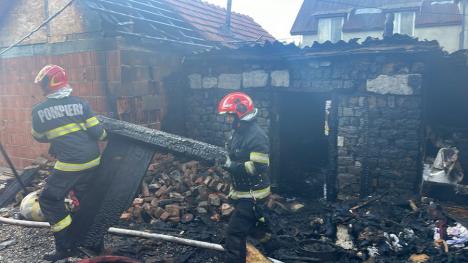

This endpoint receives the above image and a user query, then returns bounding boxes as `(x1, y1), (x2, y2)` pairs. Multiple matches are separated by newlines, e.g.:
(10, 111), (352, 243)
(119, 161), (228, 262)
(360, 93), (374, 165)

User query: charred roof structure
(84, 0), (274, 49)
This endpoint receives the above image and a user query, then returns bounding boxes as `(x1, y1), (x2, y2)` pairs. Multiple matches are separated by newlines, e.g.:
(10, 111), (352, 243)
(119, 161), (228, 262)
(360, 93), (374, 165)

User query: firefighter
(218, 92), (280, 263)
(31, 65), (107, 261)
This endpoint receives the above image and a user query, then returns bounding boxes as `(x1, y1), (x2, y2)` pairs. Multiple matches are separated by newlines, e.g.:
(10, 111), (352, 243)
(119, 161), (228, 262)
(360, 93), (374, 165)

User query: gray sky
(202, 0), (303, 42)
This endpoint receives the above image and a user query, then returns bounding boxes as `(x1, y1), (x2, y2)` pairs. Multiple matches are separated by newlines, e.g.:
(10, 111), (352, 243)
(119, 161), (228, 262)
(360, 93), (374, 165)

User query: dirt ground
(0, 206), (223, 263)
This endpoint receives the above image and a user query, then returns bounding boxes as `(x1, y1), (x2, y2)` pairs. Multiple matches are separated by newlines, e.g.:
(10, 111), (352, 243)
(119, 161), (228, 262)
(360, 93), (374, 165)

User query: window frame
(317, 16), (344, 43)
(393, 11), (416, 36)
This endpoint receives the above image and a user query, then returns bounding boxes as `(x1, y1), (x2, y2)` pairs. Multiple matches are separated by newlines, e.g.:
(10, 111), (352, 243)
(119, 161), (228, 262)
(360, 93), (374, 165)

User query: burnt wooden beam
(71, 118), (227, 249)
(70, 135), (155, 249)
(98, 116), (227, 163)
(0, 168), (38, 208)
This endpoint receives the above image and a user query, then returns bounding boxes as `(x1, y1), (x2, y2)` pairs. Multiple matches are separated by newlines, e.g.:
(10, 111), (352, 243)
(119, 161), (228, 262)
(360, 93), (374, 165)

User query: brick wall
(108, 50), (182, 130)
(0, 51), (110, 169)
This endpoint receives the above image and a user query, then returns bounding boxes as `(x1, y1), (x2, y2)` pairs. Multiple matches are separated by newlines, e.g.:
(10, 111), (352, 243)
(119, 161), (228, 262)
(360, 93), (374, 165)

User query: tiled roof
(291, 0), (461, 35)
(85, 0), (274, 49)
(166, 0), (275, 45)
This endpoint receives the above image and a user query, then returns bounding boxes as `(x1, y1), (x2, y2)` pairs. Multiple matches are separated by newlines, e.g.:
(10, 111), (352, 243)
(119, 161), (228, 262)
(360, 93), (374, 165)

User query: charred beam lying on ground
(98, 116), (227, 163)
(0, 168), (38, 208)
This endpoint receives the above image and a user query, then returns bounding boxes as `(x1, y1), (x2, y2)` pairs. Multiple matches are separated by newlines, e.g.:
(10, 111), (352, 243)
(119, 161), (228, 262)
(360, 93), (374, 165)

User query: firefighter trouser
(39, 168), (94, 232)
(224, 198), (272, 263)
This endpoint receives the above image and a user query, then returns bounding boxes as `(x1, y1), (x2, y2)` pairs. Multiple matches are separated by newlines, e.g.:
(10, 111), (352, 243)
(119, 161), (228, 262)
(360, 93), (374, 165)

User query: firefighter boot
(43, 229), (76, 262)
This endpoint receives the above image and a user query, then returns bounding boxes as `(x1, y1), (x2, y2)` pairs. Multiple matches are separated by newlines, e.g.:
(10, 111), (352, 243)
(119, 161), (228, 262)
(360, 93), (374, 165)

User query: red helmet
(218, 92), (258, 121)
(34, 65), (68, 92)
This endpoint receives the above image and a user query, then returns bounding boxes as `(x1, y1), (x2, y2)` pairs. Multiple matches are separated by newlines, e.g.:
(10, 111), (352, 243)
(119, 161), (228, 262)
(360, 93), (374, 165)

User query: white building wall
(414, 25), (461, 53)
(343, 31), (383, 42)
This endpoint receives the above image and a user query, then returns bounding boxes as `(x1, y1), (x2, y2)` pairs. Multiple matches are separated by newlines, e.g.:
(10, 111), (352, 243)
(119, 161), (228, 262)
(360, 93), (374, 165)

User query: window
(393, 12), (415, 36)
(318, 17), (344, 43)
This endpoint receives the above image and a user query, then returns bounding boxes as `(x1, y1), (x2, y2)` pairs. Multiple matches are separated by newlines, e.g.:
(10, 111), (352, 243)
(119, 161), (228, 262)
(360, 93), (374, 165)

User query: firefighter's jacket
(226, 121), (271, 200)
(31, 96), (107, 172)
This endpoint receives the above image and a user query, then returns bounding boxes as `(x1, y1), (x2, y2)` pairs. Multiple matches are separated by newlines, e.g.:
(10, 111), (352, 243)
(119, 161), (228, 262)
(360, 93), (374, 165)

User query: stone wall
(336, 70), (423, 197)
(186, 89), (271, 147)
(174, 49), (430, 197)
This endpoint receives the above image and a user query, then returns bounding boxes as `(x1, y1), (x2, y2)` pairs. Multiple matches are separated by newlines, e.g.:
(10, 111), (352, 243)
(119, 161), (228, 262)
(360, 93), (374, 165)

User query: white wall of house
(343, 31), (382, 42)
(301, 35), (319, 47)
(415, 25), (461, 53)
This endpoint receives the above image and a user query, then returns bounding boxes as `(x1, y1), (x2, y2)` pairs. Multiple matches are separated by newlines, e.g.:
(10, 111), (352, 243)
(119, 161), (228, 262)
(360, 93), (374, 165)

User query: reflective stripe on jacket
(226, 121), (271, 200)
(31, 96), (106, 172)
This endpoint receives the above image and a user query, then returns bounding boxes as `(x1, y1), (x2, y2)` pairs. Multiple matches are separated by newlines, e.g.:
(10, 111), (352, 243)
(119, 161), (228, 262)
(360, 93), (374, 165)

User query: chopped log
(165, 204), (181, 217)
(203, 176), (213, 186)
(141, 181), (150, 197)
(150, 198), (160, 207)
(160, 211), (171, 221)
(142, 203), (152, 215)
(157, 198), (183, 207)
(152, 207), (165, 218)
(208, 193), (221, 206)
(133, 198), (144, 206)
(194, 177), (204, 185)
(155, 185), (169, 197)
(120, 213), (132, 221)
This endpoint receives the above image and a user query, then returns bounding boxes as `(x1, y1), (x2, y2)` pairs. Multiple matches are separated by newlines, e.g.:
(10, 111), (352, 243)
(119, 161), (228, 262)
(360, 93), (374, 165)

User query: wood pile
(121, 153), (236, 224)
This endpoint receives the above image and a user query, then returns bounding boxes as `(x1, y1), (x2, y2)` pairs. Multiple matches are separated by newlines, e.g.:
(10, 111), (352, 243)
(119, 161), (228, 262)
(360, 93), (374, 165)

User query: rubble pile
(267, 194), (468, 262)
(121, 153), (305, 226)
(2, 155), (468, 262)
(120, 153), (233, 224)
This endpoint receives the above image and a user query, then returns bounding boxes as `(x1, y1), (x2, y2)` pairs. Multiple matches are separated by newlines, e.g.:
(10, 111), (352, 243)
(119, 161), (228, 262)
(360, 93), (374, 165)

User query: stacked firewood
(121, 153), (236, 224)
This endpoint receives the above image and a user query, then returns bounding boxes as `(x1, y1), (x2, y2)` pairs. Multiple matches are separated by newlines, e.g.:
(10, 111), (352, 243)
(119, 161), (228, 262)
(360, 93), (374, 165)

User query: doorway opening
(276, 92), (332, 199)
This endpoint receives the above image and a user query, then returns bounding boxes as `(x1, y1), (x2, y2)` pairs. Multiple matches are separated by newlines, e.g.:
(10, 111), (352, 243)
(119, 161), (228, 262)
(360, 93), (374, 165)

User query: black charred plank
(0, 168), (38, 208)
(69, 135), (155, 248)
(98, 116), (227, 163)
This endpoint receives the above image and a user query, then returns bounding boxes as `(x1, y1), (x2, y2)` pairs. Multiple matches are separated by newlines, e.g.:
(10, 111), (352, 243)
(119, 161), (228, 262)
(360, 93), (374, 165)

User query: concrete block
(189, 74), (202, 89)
(366, 74), (421, 95)
(202, 77), (218, 89)
(242, 70), (268, 88)
(271, 70), (289, 87)
(219, 74), (241, 89)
